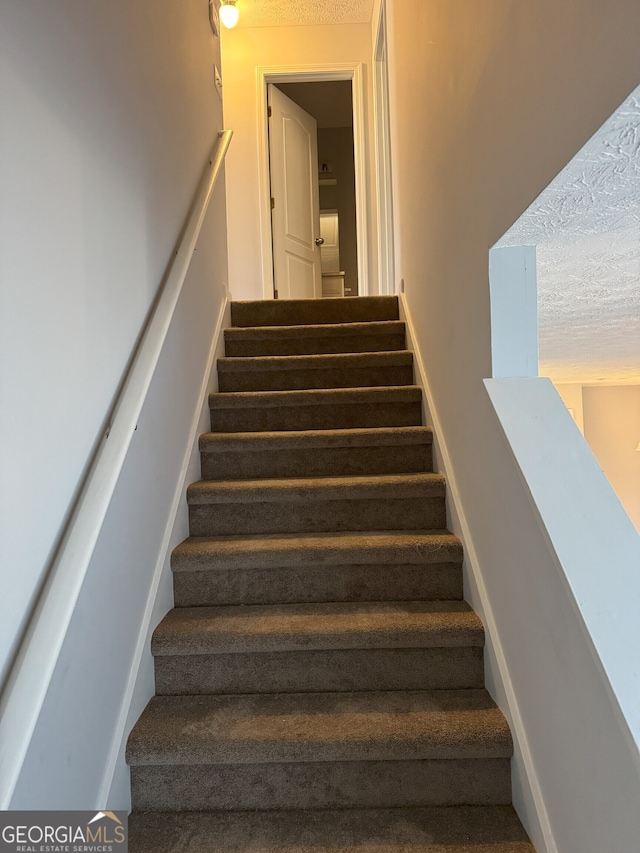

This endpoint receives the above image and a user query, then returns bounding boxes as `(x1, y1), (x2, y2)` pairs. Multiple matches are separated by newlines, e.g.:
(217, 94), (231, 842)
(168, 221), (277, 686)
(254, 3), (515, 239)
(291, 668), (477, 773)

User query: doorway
(257, 64), (370, 300)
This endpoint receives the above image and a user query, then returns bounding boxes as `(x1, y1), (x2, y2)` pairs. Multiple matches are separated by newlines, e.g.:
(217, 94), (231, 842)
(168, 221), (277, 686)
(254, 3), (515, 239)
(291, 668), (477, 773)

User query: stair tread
(230, 296), (399, 327)
(200, 426), (433, 453)
(210, 384), (422, 408)
(172, 530), (463, 571)
(126, 689), (512, 765)
(218, 350), (413, 371)
(224, 320), (407, 357)
(152, 601), (483, 655)
(225, 318), (405, 338)
(225, 319), (404, 336)
(128, 806), (535, 852)
(187, 472), (445, 504)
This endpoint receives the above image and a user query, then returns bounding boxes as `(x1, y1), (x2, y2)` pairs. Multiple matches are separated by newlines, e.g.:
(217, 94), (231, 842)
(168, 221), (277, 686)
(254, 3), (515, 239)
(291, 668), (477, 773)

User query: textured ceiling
(236, 0), (374, 28)
(497, 86), (640, 385)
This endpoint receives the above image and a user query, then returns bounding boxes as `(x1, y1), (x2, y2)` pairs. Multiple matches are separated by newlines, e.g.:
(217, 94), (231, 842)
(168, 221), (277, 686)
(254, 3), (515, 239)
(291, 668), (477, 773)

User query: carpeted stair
(127, 296), (535, 852)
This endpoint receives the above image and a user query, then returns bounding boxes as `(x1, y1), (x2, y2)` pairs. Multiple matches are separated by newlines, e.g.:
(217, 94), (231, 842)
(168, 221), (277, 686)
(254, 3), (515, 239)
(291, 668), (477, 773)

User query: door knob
(315, 237), (325, 246)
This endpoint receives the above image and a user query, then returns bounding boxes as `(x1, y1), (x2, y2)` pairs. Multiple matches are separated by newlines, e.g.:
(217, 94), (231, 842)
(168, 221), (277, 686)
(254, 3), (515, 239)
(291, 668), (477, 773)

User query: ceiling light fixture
(220, 0), (239, 28)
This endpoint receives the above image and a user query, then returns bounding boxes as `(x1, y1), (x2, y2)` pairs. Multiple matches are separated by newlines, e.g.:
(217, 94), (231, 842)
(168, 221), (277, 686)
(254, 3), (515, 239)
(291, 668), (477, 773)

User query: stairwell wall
(0, 0), (229, 807)
(582, 385), (640, 533)
(381, 1), (640, 851)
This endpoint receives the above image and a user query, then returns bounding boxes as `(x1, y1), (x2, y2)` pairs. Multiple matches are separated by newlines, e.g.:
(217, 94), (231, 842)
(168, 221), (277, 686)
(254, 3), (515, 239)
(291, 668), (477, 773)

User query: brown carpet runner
(127, 296), (535, 852)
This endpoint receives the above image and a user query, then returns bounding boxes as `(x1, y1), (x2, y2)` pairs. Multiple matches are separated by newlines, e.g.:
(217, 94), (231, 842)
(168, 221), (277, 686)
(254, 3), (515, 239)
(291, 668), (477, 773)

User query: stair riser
(155, 647), (484, 695)
(231, 297), (399, 327)
(201, 444), (432, 480)
(173, 563), (463, 607)
(210, 401), (423, 432)
(131, 758), (512, 811)
(128, 807), (536, 852)
(217, 365), (414, 393)
(225, 333), (406, 357)
(189, 497), (446, 537)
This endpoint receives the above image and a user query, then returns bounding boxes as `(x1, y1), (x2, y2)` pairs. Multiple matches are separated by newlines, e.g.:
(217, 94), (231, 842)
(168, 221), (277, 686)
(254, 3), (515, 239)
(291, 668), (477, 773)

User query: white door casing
(374, 1), (396, 295)
(257, 64), (370, 301)
(268, 84), (321, 300)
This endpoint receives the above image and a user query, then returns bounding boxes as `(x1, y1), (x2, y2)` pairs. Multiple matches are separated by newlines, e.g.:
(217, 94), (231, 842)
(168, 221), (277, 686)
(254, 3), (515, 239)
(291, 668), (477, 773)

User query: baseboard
(98, 289), (232, 809)
(398, 291), (557, 853)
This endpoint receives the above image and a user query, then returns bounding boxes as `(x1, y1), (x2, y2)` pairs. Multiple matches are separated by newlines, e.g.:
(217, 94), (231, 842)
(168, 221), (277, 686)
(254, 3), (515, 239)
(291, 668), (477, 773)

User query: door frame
(256, 63), (369, 299)
(374, 0), (396, 295)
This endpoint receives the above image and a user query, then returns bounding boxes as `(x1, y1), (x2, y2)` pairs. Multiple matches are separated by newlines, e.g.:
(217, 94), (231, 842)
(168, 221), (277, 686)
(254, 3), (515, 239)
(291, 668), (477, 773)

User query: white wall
(554, 383), (585, 434)
(0, 0), (228, 807)
(489, 246), (538, 378)
(583, 385), (640, 532)
(383, 1), (640, 851)
(485, 378), (640, 853)
(220, 22), (377, 299)
(553, 383), (640, 531)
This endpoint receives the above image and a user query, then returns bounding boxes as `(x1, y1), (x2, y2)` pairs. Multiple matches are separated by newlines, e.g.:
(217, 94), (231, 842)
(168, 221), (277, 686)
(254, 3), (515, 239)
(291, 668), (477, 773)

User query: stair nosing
(126, 689), (513, 766)
(171, 530), (463, 571)
(224, 319), (406, 339)
(151, 601), (484, 655)
(186, 472), (445, 505)
(209, 385), (422, 409)
(230, 296), (400, 328)
(199, 426), (433, 453)
(217, 351), (413, 372)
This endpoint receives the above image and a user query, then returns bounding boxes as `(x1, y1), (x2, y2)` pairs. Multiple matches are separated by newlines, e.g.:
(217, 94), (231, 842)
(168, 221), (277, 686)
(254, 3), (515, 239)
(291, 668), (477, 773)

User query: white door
(268, 84), (322, 300)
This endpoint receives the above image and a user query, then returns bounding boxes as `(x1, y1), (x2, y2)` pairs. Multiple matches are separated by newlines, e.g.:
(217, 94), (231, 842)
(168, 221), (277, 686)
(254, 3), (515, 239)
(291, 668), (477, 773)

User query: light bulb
(220, 1), (239, 28)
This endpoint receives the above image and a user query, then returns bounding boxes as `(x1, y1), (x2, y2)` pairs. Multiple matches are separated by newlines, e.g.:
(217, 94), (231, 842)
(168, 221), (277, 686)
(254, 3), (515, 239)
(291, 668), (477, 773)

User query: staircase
(127, 296), (535, 852)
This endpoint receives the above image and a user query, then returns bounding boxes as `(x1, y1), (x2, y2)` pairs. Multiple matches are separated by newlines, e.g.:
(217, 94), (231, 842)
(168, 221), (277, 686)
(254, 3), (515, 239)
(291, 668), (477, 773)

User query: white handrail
(0, 129), (233, 806)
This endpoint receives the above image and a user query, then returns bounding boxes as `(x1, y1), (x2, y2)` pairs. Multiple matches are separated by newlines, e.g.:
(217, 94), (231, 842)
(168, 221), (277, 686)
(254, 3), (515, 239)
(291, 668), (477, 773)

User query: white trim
(383, 0), (404, 294)
(489, 245), (538, 378)
(98, 291), (231, 807)
(398, 292), (558, 853)
(373, 0), (396, 296)
(0, 130), (233, 808)
(256, 63), (369, 299)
